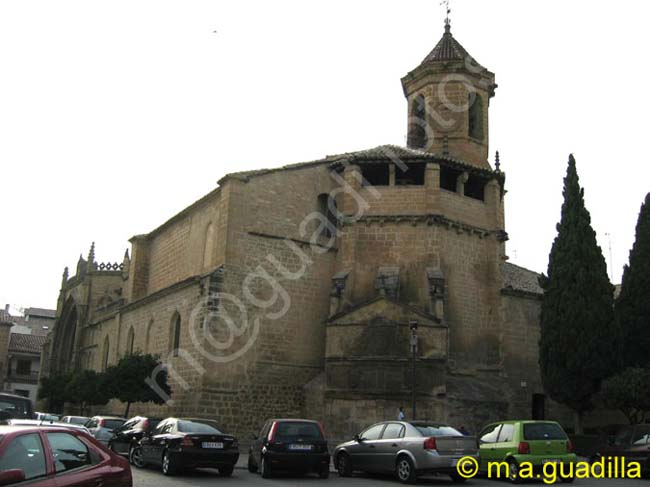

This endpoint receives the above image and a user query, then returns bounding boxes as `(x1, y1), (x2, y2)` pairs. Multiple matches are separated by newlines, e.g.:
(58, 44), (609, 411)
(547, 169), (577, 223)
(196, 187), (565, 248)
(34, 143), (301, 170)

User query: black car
(135, 417), (239, 476)
(108, 416), (161, 460)
(0, 393), (34, 420)
(248, 419), (330, 479)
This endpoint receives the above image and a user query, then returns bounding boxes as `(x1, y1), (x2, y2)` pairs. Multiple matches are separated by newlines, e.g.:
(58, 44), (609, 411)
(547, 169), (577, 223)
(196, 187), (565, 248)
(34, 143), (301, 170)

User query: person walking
(397, 406), (405, 421)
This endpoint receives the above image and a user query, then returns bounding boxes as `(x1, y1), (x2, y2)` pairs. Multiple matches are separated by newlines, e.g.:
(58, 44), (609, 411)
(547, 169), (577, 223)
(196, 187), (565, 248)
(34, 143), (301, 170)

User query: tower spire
(441, 0), (451, 32)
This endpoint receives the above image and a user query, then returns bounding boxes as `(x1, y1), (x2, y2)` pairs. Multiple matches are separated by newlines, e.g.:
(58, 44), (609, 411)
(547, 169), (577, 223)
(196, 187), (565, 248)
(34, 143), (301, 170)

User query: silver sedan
(334, 421), (478, 484)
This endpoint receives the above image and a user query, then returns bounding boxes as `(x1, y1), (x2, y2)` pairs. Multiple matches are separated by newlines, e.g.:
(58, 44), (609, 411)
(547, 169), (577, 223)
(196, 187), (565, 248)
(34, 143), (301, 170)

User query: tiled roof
(501, 262), (543, 296)
(8, 333), (48, 354)
(222, 145), (500, 183)
(25, 308), (56, 318)
(421, 24), (485, 70)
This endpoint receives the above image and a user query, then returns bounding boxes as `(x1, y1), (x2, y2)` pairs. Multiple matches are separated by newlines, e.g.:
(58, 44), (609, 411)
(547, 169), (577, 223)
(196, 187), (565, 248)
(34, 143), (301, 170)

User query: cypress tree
(538, 154), (619, 433)
(616, 193), (650, 367)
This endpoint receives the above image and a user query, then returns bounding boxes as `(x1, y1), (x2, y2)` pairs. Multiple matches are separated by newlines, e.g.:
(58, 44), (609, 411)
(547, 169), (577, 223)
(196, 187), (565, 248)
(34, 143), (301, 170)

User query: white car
(7, 418), (91, 434)
(34, 412), (61, 422)
(61, 415), (91, 426)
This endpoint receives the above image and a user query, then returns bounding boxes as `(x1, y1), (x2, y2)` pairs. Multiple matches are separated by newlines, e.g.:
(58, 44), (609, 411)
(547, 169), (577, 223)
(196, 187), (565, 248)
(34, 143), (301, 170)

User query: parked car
(477, 420), (577, 483)
(591, 424), (650, 474)
(0, 424), (132, 487)
(135, 417), (239, 476)
(108, 415), (161, 459)
(0, 392), (34, 420)
(7, 419), (90, 434)
(334, 421), (477, 483)
(248, 419), (330, 479)
(85, 416), (126, 445)
(61, 415), (91, 426)
(34, 412), (61, 422)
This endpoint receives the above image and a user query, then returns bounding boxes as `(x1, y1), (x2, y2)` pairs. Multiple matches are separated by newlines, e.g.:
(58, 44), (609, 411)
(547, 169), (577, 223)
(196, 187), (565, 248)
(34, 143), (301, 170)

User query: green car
(477, 420), (577, 483)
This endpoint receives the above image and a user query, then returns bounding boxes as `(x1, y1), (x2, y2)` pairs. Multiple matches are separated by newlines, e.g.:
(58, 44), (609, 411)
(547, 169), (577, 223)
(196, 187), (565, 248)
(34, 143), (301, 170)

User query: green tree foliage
(601, 368), (650, 424)
(104, 352), (171, 418)
(38, 373), (72, 411)
(616, 194), (650, 368)
(538, 155), (620, 433)
(65, 370), (110, 415)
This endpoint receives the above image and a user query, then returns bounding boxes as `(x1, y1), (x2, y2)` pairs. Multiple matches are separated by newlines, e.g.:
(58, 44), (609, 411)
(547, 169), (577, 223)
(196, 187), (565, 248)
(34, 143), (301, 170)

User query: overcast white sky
(2, 0), (649, 312)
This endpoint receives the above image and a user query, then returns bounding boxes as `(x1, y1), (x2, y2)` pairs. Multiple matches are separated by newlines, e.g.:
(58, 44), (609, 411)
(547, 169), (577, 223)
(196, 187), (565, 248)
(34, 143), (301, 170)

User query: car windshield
(68, 417), (89, 425)
(177, 420), (223, 434)
(523, 423), (567, 440)
(0, 398), (30, 417)
(413, 425), (462, 436)
(103, 419), (125, 430)
(275, 422), (323, 441)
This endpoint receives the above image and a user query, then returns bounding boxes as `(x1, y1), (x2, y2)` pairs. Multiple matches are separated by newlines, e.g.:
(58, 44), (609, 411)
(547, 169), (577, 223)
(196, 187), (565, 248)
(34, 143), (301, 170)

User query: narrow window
(361, 163), (390, 186)
(126, 327), (135, 355)
(317, 194), (338, 238)
(144, 319), (154, 353)
(395, 163), (426, 186)
(102, 336), (110, 371)
(170, 313), (181, 357)
(203, 223), (215, 269)
(407, 94), (427, 149)
(468, 92), (484, 140)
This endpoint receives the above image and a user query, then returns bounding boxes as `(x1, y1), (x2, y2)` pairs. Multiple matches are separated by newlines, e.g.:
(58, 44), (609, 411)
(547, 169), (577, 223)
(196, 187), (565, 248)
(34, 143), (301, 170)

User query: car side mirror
(0, 469), (25, 486)
(354, 434), (362, 443)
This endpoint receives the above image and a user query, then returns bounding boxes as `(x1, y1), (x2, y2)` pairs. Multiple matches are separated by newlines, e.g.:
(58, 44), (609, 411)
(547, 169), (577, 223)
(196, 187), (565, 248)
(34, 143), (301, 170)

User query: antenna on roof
(440, 0), (451, 31)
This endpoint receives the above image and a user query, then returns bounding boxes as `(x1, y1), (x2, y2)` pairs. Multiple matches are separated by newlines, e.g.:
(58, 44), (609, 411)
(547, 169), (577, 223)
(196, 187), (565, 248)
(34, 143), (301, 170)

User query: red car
(0, 425), (132, 487)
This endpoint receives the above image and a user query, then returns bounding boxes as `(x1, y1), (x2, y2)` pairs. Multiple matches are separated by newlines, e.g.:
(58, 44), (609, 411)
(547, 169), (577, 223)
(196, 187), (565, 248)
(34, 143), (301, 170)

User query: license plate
(288, 444), (312, 451)
(202, 442), (224, 449)
(450, 459), (459, 467)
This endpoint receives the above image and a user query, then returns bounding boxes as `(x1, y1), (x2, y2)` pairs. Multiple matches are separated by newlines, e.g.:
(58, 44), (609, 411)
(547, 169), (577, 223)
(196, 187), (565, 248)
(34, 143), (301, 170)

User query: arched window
(144, 319), (154, 353)
(203, 223), (215, 269)
(170, 313), (181, 357)
(408, 94), (427, 149)
(126, 327), (135, 355)
(101, 336), (110, 371)
(468, 92), (484, 140)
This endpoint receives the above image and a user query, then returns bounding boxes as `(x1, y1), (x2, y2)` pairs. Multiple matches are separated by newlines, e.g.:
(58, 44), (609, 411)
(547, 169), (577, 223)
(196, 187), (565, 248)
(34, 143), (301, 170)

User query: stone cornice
(342, 213), (508, 241)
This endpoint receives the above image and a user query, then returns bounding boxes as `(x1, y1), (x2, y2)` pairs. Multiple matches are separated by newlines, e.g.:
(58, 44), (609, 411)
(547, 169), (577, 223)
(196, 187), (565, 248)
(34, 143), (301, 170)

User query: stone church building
(42, 22), (576, 438)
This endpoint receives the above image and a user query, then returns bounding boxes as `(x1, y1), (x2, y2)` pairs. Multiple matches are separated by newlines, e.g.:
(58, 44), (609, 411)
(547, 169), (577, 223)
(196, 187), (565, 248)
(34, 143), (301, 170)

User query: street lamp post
(409, 320), (419, 420)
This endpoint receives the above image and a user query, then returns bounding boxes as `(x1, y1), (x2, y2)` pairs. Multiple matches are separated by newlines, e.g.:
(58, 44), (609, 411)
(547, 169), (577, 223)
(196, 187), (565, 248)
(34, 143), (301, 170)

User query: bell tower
(401, 20), (497, 169)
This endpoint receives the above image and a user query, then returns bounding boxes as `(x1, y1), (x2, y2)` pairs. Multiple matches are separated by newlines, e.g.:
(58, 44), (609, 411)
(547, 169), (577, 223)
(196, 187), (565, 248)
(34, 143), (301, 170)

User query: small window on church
(361, 163), (390, 186)
(395, 163), (426, 186)
(440, 166), (462, 192)
(317, 193), (338, 238)
(408, 95), (427, 149)
(464, 174), (486, 201)
(170, 313), (181, 357)
(468, 92), (484, 140)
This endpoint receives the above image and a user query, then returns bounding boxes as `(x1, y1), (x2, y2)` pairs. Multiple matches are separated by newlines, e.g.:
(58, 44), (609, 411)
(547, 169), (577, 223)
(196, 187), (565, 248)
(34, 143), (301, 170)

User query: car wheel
(247, 454), (258, 473)
(450, 472), (467, 483)
(318, 464), (330, 479)
(162, 450), (178, 476)
(260, 456), (273, 479)
(129, 445), (146, 468)
(395, 455), (417, 484)
(219, 465), (234, 477)
(336, 453), (352, 477)
(507, 459), (522, 484)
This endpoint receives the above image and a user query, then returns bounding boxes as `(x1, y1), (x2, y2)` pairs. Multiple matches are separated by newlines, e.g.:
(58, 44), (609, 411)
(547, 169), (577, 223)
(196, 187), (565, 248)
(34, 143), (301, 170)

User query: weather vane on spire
(441, 0), (451, 29)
